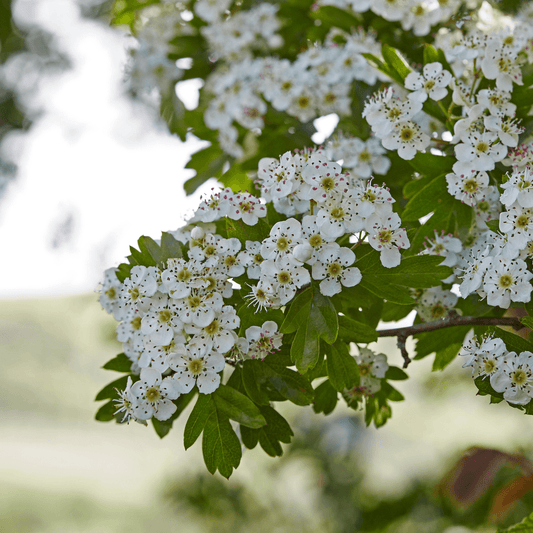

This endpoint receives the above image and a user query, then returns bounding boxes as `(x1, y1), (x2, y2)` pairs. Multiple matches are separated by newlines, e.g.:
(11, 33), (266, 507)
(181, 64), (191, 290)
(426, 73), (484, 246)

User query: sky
(0, 0), (209, 298)
(0, 0), (337, 299)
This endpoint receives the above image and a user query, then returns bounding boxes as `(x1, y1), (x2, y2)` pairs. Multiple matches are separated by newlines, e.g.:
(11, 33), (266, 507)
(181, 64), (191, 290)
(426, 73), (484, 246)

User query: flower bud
(190, 226), (205, 240)
(293, 243), (313, 263)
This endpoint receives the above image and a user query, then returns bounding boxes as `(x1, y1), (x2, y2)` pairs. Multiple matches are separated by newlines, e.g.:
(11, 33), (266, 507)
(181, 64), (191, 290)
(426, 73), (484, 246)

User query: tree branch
(378, 317), (525, 368)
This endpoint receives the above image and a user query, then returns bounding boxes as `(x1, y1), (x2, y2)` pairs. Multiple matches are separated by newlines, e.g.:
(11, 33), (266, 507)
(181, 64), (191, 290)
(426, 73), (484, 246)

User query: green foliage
(326, 342), (360, 392)
(153, 390), (197, 438)
(281, 285), (338, 373)
(312, 379), (338, 415)
(502, 511), (533, 532)
(102, 353), (132, 372)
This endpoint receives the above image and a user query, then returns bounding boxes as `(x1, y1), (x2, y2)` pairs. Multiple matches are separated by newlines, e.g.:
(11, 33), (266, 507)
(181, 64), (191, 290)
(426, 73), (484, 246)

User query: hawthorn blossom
(167, 341), (225, 394)
(366, 212), (410, 268)
(491, 351), (533, 405)
(404, 62), (452, 102)
(381, 120), (430, 160)
(130, 368), (181, 421)
(311, 243), (362, 296)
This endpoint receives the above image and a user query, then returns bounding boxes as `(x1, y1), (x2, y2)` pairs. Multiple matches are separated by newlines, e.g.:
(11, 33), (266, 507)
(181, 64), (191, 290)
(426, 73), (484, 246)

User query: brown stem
(378, 316), (524, 368)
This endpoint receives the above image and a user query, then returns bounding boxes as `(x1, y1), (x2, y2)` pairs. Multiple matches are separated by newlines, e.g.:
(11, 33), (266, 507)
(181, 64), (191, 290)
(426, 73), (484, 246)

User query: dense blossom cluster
(98, 0), (533, 476)
(460, 334), (533, 405)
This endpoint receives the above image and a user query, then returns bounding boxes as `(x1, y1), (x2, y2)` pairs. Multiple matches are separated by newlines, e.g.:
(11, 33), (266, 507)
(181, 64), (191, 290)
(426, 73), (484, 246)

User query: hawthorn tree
(94, 1), (533, 523)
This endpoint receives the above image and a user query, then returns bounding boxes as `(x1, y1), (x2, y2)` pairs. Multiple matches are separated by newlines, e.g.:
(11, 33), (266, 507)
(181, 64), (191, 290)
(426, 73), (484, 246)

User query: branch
(378, 316), (525, 368)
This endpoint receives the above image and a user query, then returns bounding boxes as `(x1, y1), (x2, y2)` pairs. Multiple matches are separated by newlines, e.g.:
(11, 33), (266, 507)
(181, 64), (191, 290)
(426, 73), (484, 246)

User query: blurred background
(2, 0), (533, 531)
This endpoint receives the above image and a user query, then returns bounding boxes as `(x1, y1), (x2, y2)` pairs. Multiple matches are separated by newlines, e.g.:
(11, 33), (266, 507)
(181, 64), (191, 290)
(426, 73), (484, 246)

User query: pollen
(188, 358), (205, 375)
(146, 387), (161, 403)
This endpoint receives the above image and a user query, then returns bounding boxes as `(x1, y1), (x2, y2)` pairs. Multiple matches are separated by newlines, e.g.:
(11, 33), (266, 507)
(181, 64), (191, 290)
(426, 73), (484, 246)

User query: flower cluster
(342, 347), (389, 400)
(460, 334), (533, 406)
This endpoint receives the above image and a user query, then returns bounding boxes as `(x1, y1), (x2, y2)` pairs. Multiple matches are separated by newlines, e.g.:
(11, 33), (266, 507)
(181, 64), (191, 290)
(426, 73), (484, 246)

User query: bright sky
(0, 0), (210, 298)
(0, 0), (337, 299)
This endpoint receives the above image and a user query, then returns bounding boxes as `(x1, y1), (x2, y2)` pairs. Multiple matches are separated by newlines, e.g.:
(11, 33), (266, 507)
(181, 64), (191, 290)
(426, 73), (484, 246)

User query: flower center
(517, 214), (530, 228)
(131, 316), (142, 330)
(512, 369), (527, 385)
(400, 127), (414, 141)
(204, 245), (217, 257)
(309, 234), (322, 247)
(362, 190), (377, 202)
(321, 177), (335, 190)
(477, 200), (489, 212)
(159, 310), (172, 323)
(424, 80), (435, 91)
(498, 274), (513, 288)
(105, 287), (116, 299)
(204, 319), (220, 335)
(430, 303), (446, 319)
(359, 150), (371, 162)
(188, 358), (205, 375)
(276, 237), (289, 251)
(476, 141), (489, 153)
(464, 180), (478, 193)
(298, 96), (310, 108)
(378, 229), (393, 243)
(129, 287), (140, 301)
(330, 207), (345, 220)
(324, 92), (336, 103)
(146, 387), (161, 403)
(359, 364), (371, 376)
(484, 359), (496, 374)
(253, 253), (264, 264)
(188, 295), (202, 308)
(224, 255), (237, 267)
(277, 271), (292, 285)
(177, 268), (192, 282)
(388, 107), (401, 120)
(328, 262), (342, 277)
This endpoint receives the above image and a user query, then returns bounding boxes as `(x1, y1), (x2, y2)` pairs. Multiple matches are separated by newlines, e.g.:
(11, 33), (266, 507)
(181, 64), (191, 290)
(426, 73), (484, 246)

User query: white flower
(316, 191), (364, 239)
(227, 192), (267, 226)
(460, 334), (506, 378)
(114, 377), (143, 424)
(312, 243), (362, 296)
(483, 257), (533, 308)
(260, 255), (311, 305)
(245, 321), (283, 360)
(120, 266), (159, 313)
(261, 218), (303, 261)
(141, 293), (185, 346)
(99, 268), (125, 321)
(446, 162), (490, 207)
(130, 368), (181, 421)
(499, 206), (533, 249)
(490, 351), (533, 405)
(481, 42), (524, 92)
(454, 131), (507, 171)
(167, 341), (225, 394)
(366, 213), (410, 268)
(405, 62), (452, 102)
(185, 305), (240, 354)
(416, 287), (458, 321)
(355, 347), (389, 394)
(500, 165), (533, 208)
(381, 120), (430, 160)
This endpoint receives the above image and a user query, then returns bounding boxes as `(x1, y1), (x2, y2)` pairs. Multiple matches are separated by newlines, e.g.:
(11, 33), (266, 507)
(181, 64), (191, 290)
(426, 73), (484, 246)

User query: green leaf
(415, 327), (470, 360)
(102, 353), (132, 373)
(242, 360), (271, 405)
(312, 380), (338, 415)
(359, 276), (414, 305)
(432, 342), (462, 371)
(385, 366), (409, 380)
(160, 232), (184, 262)
(402, 174), (448, 221)
(380, 381), (404, 402)
(213, 384), (267, 429)
(381, 44), (413, 82)
(95, 400), (117, 422)
(403, 174), (434, 199)
(423, 44), (440, 65)
(238, 306), (285, 336)
(257, 405), (294, 457)
(95, 375), (130, 401)
(338, 315), (378, 343)
(261, 354), (315, 406)
(219, 165), (256, 193)
(184, 393), (213, 450)
(240, 425), (259, 450)
(406, 153), (454, 177)
(226, 216), (270, 247)
(360, 252), (452, 289)
(202, 408), (242, 479)
(502, 511), (533, 532)
(520, 317), (533, 329)
(152, 390), (197, 439)
(184, 144), (227, 196)
(326, 342), (360, 392)
(311, 5), (362, 33)
(485, 219), (500, 233)
(489, 327), (533, 354)
(361, 53), (397, 82)
(281, 285), (338, 373)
